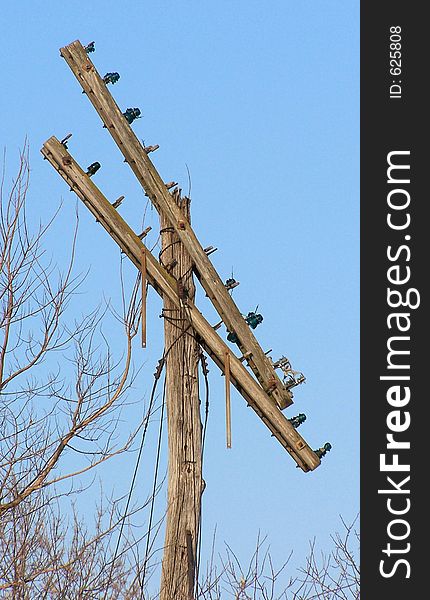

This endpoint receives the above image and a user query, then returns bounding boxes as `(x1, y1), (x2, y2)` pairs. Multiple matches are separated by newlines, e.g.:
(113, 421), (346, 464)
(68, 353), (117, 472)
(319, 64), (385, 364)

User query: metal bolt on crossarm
(60, 133), (72, 148)
(112, 195), (124, 209)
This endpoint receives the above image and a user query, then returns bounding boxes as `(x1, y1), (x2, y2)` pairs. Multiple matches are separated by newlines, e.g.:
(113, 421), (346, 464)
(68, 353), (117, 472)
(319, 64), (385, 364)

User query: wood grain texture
(159, 196), (201, 600)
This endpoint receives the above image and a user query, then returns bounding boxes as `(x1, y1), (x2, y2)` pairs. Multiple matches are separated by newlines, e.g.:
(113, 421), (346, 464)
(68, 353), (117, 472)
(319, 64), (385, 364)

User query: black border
(361, 2), (426, 596)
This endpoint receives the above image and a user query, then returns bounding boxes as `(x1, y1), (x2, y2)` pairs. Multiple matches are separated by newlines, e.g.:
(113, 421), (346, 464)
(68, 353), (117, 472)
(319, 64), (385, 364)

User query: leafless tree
(196, 518), (359, 600)
(211, 533), (293, 600)
(0, 486), (148, 599)
(0, 146), (143, 515)
(0, 147), (154, 596)
(292, 516), (360, 600)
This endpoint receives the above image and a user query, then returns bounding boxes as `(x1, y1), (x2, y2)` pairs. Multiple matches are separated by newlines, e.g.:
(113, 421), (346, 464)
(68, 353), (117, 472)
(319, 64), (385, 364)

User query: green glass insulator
(227, 331), (238, 344)
(85, 41), (95, 53)
(288, 413), (307, 428)
(245, 312), (263, 329)
(103, 72), (120, 85)
(123, 107), (141, 124)
(86, 162), (101, 176)
(314, 442), (332, 459)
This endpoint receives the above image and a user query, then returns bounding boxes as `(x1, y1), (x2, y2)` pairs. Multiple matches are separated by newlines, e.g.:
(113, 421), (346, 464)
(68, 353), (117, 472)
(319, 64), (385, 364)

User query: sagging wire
(195, 348), (210, 591)
(140, 306), (197, 597)
(139, 374), (167, 597)
(158, 238), (181, 263)
(200, 351), (210, 465)
(102, 354), (166, 600)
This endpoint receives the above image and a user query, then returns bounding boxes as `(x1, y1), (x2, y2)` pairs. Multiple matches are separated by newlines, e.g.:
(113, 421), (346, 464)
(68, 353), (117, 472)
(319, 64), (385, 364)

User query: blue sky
(1, 0), (359, 587)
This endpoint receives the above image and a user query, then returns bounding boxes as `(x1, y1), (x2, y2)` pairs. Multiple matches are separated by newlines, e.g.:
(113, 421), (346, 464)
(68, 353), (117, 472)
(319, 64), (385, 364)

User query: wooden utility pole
(41, 37), (331, 600)
(159, 193), (202, 599)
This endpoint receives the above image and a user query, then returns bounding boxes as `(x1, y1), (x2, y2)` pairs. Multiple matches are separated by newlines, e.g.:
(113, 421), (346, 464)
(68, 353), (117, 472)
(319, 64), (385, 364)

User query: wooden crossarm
(41, 136), (320, 472)
(59, 40), (292, 410)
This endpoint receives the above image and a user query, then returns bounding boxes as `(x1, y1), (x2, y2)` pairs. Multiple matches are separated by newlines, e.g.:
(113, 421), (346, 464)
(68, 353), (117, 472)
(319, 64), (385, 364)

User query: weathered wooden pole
(159, 192), (203, 600)
(42, 38), (330, 596)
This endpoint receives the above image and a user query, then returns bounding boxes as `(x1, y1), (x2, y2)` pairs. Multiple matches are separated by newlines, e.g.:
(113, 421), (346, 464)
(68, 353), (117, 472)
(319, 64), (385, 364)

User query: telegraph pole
(159, 193), (202, 599)
(42, 37), (331, 600)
